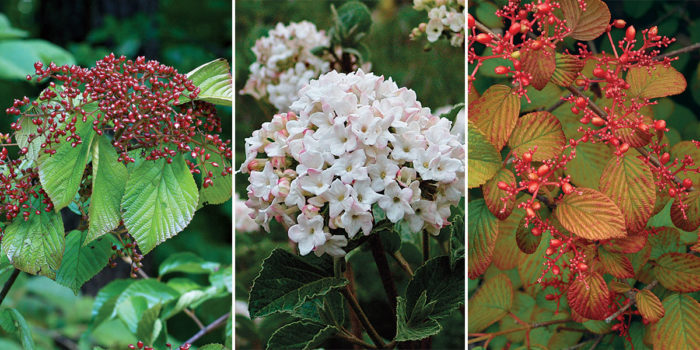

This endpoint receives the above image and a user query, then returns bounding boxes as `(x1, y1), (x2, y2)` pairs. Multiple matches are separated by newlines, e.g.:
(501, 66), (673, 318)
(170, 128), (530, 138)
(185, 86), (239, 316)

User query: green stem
(341, 288), (386, 349)
(334, 256), (343, 278)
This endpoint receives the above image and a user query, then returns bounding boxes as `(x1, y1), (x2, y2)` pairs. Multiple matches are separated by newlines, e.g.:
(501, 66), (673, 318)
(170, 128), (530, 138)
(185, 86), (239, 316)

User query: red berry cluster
(108, 231), (144, 278)
(128, 341), (190, 350)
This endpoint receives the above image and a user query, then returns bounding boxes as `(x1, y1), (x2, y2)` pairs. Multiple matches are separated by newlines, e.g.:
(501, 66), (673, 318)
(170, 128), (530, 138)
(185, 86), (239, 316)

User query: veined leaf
(635, 289), (664, 323)
(518, 228), (552, 296)
(38, 115), (96, 211)
(554, 188), (626, 240)
(248, 249), (347, 318)
(604, 233), (647, 254)
(560, 0), (611, 41)
(158, 252), (220, 276)
(468, 199), (499, 279)
(90, 279), (133, 328)
(266, 320), (335, 350)
(671, 188), (700, 232)
(56, 230), (113, 294)
(198, 146), (232, 207)
(86, 135), (128, 244)
(492, 199), (526, 270)
(508, 111), (566, 161)
(599, 151), (655, 233)
(521, 46), (556, 90)
(654, 253), (700, 292)
(515, 216), (542, 254)
(395, 295), (441, 341)
(0, 309), (34, 349)
(483, 167), (516, 220)
(654, 294), (700, 350)
(136, 304), (162, 345)
(121, 155), (198, 253)
(598, 247), (634, 279)
(180, 58), (232, 106)
(1, 203), (64, 279)
(469, 84), (520, 151)
(567, 272), (610, 320)
(14, 115), (45, 162)
(609, 280), (632, 294)
(627, 64), (686, 99)
(468, 122), (501, 188)
(551, 54), (584, 87)
(648, 227), (683, 260)
(113, 279), (179, 319)
(564, 141), (612, 190)
(468, 273), (514, 332)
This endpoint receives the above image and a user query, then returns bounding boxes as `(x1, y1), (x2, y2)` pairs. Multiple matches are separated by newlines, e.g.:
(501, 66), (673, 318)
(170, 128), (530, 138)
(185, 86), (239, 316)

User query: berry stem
(604, 280), (658, 323)
(183, 312), (230, 345)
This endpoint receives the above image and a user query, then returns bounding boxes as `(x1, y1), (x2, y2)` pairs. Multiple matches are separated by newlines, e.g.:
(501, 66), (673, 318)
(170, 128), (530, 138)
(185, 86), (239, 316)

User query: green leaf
(248, 249), (348, 318)
(450, 214), (465, 269)
(468, 199), (498, 278)
(654, 293), (700, 349)
(331, 1), (372, 45)
(91, 279), (133, 328)
(86, 135), (128, 244)
(438, 103), (464, 124)
(158, 252), (220, 276)
(397, 256), (464, 340)
(1, 203), (64, 279)
(14, 115), (45, 162)
(55, 230), (113, 294)
(210, 265), (233, 293)
(136, 304), (163, 345)
(0, 14), (28, 39)
(468, 273), (514, 332)
(0, 309), (34, 349)
(113, 279), (179, 318)
(0, 40), (74, 80)
(198, 147), (232, 207)
(121, 155), (199, 253)
(266, 320), (336, 350)
(179, 58), (232, 106)
(468, 122), (501, 188)
(199, 345), (226, 350)
(38, 115), (96, 211)
(116, 295), (149, 333)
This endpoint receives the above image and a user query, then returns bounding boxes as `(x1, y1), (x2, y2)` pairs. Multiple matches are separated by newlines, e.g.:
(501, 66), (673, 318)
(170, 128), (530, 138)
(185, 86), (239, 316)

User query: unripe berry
(654, 120), (666, 131)
(546, 247), (555, 255)
(528, 173), (539, 181)
(575, 78), (586, 86)
(625, 25), (636, 41)
(532, 202), (541, 210)
(648, 26), (658, 38)
(494, 66), (509, 74)
(613, 19), (626, 29)
(619, 143), (630, 153)
(683, 178), (693, 189)
(591, 116), (606, 127)
(537, 164), (550, 176)
(562, 182), (574, 194)
(537, 3), (551, 13)
(638, 123), (649, 132)
(475, 33), (492, 44)
(526, 207), (536, 218)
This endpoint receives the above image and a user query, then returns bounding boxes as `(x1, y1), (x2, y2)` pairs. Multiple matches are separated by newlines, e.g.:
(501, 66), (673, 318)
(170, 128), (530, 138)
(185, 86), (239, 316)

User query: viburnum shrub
(237, 1), (465, 349)
(0, 54), (233, 348)
(468, 0), (700, 349)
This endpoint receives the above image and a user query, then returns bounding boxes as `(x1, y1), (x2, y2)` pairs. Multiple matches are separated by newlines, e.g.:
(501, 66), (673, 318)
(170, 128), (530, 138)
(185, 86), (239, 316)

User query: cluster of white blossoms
(235, 193), (260, 233)
(241, 70), (465, 258)
(240, 21), (331, 112)
(411, 0), (465, 47)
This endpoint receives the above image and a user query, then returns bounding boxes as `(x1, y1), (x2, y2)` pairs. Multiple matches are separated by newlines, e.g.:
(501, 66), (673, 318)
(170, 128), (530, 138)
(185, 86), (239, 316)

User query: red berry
(562, 182), (574, 194)
(546, 247), (555, 255)
(512, 59), (521, 70)
(545, 294), (557, 300)
(575, 78), (586, 86)
(537, 3), (551, 12)
(475, 33), (492, 44)
(550, 239), (562, 248)
(532, 202), (541, 210)
(129, 346), (136, 350)
(523, 152), (533, 162)
(552, 265), (560, 275)
(497, 181), (509, 190)
(669, 188), (677, 197)
(578, 263), (588, 271)
(528, 181), (539, 193)
(526, 207), (536, 218)
(618, 53), (628, 64)
(494, 66), (509, 75)
(683, 178), (693, 189)
(660, 152), (670, 164)
(509, 23), (521, 35)
(625, 25), (636, 41)
(638, 123), (649, 132)
(532, 227), (542, 236)
(537, 164), (550, 176)
(591, 116), (606, 127)
(137, 341), (144, 349)
(613, 19), (626, 29)
(619, 143), (630, 154)
(467, 14), (475, 28)
(571, 107), (580, 114)
(531, 40), (543, 50)
(654, 120), (666, 131)
(593, 68), (606, 78)
(575, 97), (587, 108)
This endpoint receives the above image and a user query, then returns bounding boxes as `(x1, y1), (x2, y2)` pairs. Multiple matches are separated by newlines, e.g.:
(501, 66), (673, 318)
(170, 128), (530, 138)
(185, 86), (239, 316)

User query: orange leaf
(468, 199), (499, 279)
(518, 229), (552, 296)
(599, 151), (656, 233)
(554, 188), (627, 240)
(560, 0), (611, 41)
(515, 215), (542, 254)
(604, 233), (647, 254)
(492, 199), (527, 270)
(626, 64), (687, 99)
(469, 84), (520, 151)
(551, 53), (584, 87)
(654, 294), (700, 350)
(635, 289), (664, 323)
(508, 111), (566, 162)
(521, 46), (556, 90)
(608, 280), (632, 294)
(483, 168), (516, 220)
(654, 253), (700, 293)
(671, 189), (700, 232)
(598, 247), (634, 279)
(468, 122), (501, 188)
(567, 272), (610, 320)
(468, 273), (514, 332)
(563, 141), (612, 190)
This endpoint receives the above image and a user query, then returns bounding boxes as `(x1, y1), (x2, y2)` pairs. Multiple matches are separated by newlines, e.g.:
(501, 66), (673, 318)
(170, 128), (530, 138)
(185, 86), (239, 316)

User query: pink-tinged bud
(270, 156), (288, 168)
(283, 169), (297, 178)
(302, 205), (320, 218)
(329, 215), (343, 229)
(613, 19), (626, 29)
(247, 158), (267, 172)
(276, 178), (291, 197)
(418, 23), (427, 32)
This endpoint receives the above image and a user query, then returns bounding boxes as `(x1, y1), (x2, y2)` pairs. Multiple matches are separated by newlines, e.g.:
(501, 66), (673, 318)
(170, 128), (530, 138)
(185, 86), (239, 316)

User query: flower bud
(625, 25), (636, 41)
(247, 158), (267, 172)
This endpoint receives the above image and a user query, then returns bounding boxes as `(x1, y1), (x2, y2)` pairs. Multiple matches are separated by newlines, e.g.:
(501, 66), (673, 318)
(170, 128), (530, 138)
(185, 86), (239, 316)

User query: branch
(0, 269), (21, 307)
(341, 287), (386, 348)
(184, 312), (230, 345)
(369, 234), (398, 314)
(391, 251), (414, 276)
(654, 42), (700, 60)
(604, 280), (658, 323)
(468, 319), (571, 344)
(474, 20), (496, 36)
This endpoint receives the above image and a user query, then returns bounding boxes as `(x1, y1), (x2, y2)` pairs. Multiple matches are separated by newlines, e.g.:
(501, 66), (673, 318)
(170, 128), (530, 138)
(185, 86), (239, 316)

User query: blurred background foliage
(0, 0), (232, 348)
(469, 0), (700, 349)
(235, 0), (464, 349)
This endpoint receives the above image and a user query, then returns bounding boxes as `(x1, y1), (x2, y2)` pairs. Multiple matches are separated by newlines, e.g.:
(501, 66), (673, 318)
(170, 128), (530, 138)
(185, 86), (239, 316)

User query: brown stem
(392, 251), (414, 276)
(345, 263), (364, 350)
(369, 234), (398, 314)
(341, 287), (386, 348)
(0, 269), (21, 307)
(604, 280), (658, 323)
(654, 42), (700, 60)
(337, 331), (377, 349)
(184, 312), (230, 345)
(474, 20), (496, 36)
(422, 231), (430, 263)
(468, 319), (571, 344)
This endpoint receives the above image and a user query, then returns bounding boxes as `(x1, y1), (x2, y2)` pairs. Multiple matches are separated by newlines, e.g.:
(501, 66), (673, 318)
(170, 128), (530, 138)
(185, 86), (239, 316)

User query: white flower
(329, 149), (369, 184)
(426, 17), (444, 42)
(314, 233), (348, 257)
(235, 193), (260, 233)
(298, 169), (334, 196)
(378, 181), (414, 222)
(249, 163), (278, 201)
(288, 213), (327, 255)
(322, 179), (354, 218)
(367, 155), (400, 192)
(341, 203), (374, 238)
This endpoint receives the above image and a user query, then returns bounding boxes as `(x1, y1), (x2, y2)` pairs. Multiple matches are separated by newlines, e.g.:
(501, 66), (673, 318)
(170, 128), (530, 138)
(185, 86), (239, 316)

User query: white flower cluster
(412, 0), (465, 47)
(241, 70), (464, 258)
(240, 21), (331, 112)
(235, 193), (260, 233)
